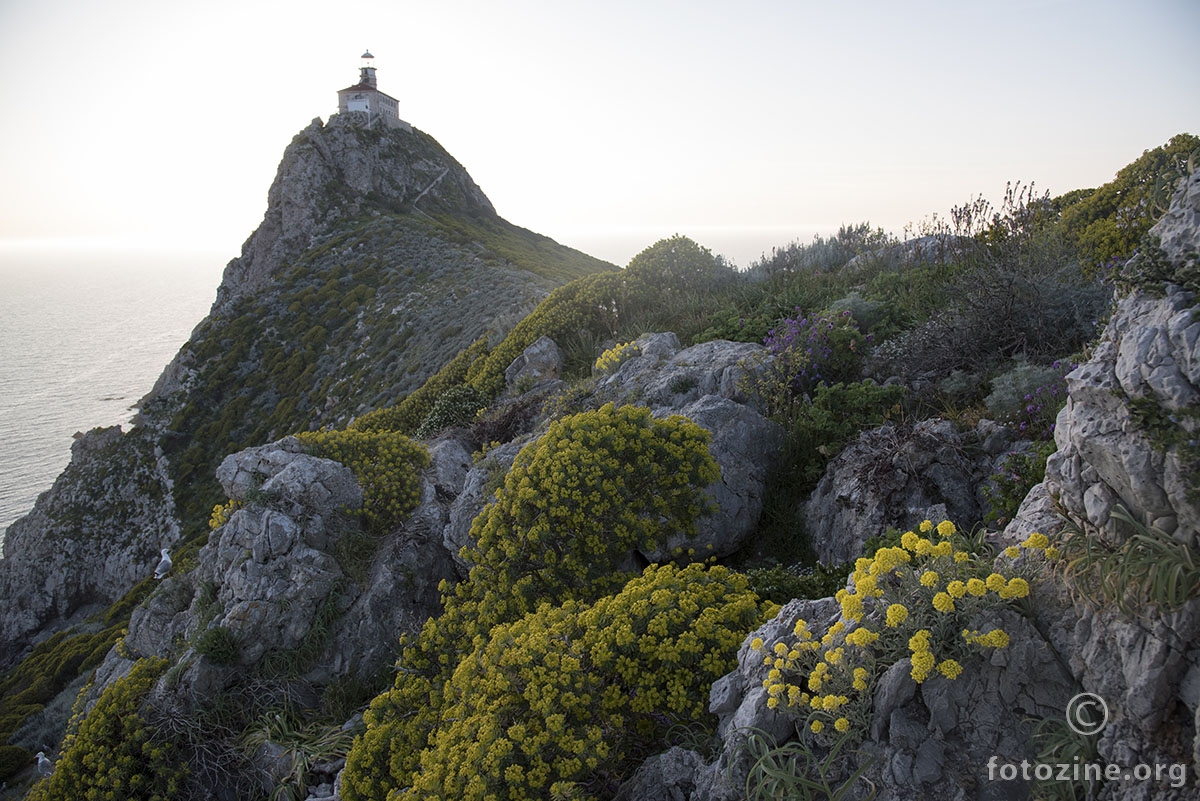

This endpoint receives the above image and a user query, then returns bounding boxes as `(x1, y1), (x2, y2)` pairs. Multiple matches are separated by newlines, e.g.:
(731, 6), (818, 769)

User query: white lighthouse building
(337, 51), (411, 130)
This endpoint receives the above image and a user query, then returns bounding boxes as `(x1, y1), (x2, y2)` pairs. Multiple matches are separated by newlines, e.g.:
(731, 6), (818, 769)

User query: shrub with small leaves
(413, 384), (490, 439)
(395, 563), (768, 801)
(207, 498), (241, 530)
(295, 428), (428, 533)
(593, 341), (639, 376)
(26, 657), (186, 801)
(341, 404), (722, 801)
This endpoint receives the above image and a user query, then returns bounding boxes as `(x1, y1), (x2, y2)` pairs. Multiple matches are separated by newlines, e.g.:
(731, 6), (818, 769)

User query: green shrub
(413, 384), (490, 439)
(1058, 133), (1200, 271)
(0, 745), (31, 782)
(744, 562), (852, 605)
(354, 564), (768, 801)
(982, 441), (1056, 527)
(295, 428), (428, 533)
(351, 337), (490, 435)
(27, 658), (186, 801)
(193, 626), (239, 665)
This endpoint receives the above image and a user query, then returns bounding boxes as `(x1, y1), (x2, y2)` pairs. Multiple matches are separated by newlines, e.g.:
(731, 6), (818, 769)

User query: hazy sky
(1, 0), (1197, 268)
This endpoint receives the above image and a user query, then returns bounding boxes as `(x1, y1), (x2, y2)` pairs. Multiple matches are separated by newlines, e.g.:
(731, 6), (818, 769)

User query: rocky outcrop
(441, 333), (785, 568)
(109, 436), (458, 701)
(804, 418), (1023, 565)
(0, 426), (177, 667)
(1045, 168), (1198, 542)
(598, 333), (784, 559)
(214, 113), (496, 313)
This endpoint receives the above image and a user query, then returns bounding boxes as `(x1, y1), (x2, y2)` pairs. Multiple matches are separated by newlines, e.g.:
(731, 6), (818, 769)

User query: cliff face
(211, 114), (497, 313)
(0, 112), (612, 667)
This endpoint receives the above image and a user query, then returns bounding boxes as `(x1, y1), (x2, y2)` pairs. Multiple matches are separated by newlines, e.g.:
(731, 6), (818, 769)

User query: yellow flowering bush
(342, 405), (724, 801)
(593, 341), (640, 375)
(26, 658), (186, 801)
(207, 498), (241, 530)
(435, 402), (720, 645)
(752, 521), (1055, 739)
(349, 565), (767, 801)
(296, 428), (429, 533)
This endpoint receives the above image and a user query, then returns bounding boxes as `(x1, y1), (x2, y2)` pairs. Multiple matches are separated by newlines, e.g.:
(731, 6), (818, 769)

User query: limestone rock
(594, 333), (784, 558)
(504, 334), (564, 393)
(214, 114), (496, 312)
(0, 426), (178, 668)
(614, 746), (706, 801)
(1046, 284), (1199, 540)
(803, 418), (1009, 565)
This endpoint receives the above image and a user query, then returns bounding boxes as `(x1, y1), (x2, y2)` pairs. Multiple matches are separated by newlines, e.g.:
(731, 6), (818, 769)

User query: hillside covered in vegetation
(0, 120), (1197, 801)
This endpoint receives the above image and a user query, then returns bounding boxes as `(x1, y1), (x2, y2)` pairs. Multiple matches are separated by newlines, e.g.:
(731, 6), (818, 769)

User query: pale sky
(1, 0), (1197, 268)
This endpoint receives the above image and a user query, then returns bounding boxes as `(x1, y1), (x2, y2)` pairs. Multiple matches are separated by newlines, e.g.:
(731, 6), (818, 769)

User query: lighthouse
(337, 51), (411, 130)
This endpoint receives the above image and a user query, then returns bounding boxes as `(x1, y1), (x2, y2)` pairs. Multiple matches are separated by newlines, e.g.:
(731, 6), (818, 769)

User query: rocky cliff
(0, 112), (612, 671)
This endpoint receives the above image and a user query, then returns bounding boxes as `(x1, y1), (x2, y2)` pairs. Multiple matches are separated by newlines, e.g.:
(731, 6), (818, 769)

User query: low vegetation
(7, 134), (1199, 800)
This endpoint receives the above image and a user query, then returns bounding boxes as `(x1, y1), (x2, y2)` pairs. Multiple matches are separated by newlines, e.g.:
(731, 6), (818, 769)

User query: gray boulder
(504, 334), (565, 393)
(803, 418), (1008, 565)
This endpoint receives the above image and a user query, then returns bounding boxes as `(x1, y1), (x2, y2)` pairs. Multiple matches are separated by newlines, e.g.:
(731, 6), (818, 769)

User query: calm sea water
(0, 251), (224, 538)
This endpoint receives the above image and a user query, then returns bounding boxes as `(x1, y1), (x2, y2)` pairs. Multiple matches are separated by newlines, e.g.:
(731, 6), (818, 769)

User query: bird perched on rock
(153, 548), (172, 579)
(35, 751), (53, 777)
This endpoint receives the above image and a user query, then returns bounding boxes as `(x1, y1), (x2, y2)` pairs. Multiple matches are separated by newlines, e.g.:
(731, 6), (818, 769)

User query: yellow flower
(919, 570), (939, 588)
(932, 592), (955, 613)
(936, 520), (956, 538)
(774, 641), (789, 656)
(932, 541), (953, 558)
(1000, 577), (1030, 599)
(810, 720), (825, 734)
(845, 627), (879, 647)
(1044, 546), (1061, 560)
(835, 717), (851, 732)
(901, 531), (920, 551)
(966, 578), (987, 597)
(825, 647), (844, 665)
(793, 619), (809, 637)
(985, 573), (1007, 593)
(751, 637), (764, 651)
(915, 539), (934, 556)
(885, 603), (909, 627)
(953, 551), (970, 563)
(919, 520), (934, 533)
(840, 592), (864, 621)
(937, 659), (963, 679)
(908, 629), (931, 652)
(1004, 546), (1021, 558)
(1023, 532), (1049, 549)
(767, 696), (780, 709)
(946, 580), (966, 599)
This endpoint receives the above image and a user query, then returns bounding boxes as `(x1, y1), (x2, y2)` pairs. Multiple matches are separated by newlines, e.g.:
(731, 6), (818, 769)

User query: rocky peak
(214, 114), (497, 312)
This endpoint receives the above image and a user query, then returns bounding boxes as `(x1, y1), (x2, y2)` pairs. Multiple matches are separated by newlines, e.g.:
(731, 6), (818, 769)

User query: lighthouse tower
(336, 51), (411, 130)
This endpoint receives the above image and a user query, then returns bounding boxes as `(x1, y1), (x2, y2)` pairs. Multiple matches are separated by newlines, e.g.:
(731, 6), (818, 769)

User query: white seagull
(35, 750), (53, 777)
(153, 548), (173, 579)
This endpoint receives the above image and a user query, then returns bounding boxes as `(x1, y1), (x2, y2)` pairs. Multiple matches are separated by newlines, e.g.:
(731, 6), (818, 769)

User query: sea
(0, 250), (225, 541)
